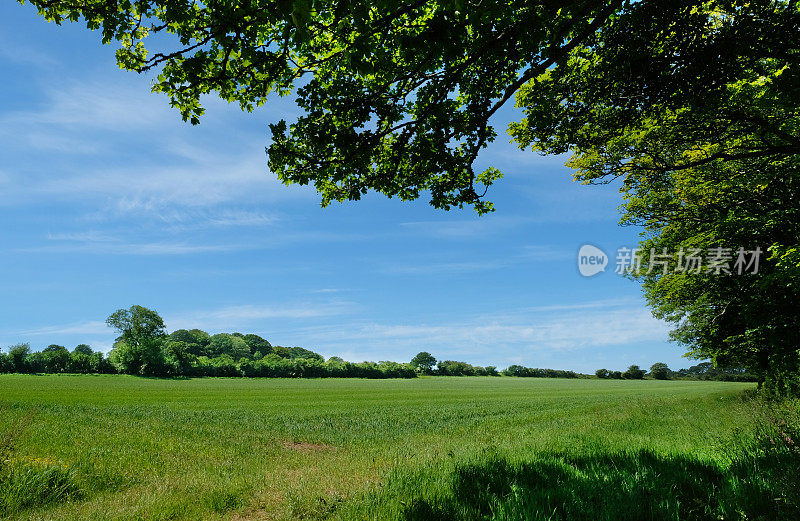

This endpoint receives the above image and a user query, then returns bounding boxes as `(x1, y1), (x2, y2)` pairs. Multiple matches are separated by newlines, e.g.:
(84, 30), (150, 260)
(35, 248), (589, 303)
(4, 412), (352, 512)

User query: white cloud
(274, 299), (670, 365)
(0, 77), (312, 219)
(399, 215), (531, 239)
(20, 240), (250, 255)
(2, 80), (171, 132)
(380, 245), (571, 275)
(12, 320), (109, 337)
(0, 35), (59, 68)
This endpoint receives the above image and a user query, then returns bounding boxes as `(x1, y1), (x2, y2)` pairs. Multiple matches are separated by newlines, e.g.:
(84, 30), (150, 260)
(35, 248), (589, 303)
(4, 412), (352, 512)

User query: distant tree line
(0, 343), (115, 375)
(595, 363), (758, 382)
(501, 365), (581, 379)
(410, 352), (577, 378)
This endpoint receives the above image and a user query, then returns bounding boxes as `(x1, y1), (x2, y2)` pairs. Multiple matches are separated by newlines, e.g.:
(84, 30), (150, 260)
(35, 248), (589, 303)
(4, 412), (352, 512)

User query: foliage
(649, 362), (672, 380)
(39, 345), (71, 373)
(509, 0), (800, 393)
(17, 0), (631, 214)
(7, 343), (31, 373)
(623, 365), (646, 380)
(411, 352), (437, 374)
(106, 305), (168, 375)
(241, 333), (272, 355)
(595, 368), (610, 379)
(208, 333), (251, 360)
(675, 362), (758, 382)
(436, 360), (498, 377)
(286, 346), (325, 362)
(502, 365), (580, 379)
(72, 344), (93, 356)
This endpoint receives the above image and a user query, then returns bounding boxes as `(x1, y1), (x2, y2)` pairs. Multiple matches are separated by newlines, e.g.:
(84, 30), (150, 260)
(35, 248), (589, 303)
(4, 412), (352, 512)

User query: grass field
(1, 375), (797, 520)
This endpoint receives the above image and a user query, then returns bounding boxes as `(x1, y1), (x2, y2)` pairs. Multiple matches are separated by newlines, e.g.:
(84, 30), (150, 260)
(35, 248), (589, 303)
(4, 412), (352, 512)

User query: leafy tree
(7, 343), (31, 373)
(106, 305), (168, 375)
(68, 352), (93, 373)
(163, 340), (196, 375)
(188, 329), (212, 347)
(507, 1), (800, 394)
(272, 346), (292, 359)
(73, 344), (94, 356)
(41, 344), (71, 373)
(623, 365), (646, 380)
(595, 368), (610, 379)
(649, 363), (672, 381)
(502, 365), (579, 378)
(169, 329), (208, 357)
(169, 329), (197, 344)
(208, 334), (251, 360)
(17, 0), (630, 214)
(411, 352), (437, 374)
(437, 360), (478, 376)
(242, 334), (272, 355)
(609, 371), (624, 380)
(287, 346), (324, 361)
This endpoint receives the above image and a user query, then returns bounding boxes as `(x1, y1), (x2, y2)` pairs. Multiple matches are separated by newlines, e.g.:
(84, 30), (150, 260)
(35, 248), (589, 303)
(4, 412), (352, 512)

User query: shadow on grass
(338, 446), (800, 521)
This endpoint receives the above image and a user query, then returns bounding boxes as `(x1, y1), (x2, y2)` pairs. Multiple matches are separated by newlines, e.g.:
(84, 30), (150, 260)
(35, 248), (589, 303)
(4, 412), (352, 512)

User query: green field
(2, 375), (797, 520)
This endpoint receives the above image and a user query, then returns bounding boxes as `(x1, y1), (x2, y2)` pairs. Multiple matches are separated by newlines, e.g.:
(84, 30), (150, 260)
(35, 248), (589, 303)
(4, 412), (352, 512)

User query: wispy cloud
(380, 245), (571, 275)
(0, 35), (59, 68)
(22, 237), (250, 255)
(285, 299), (670, 365)
(0, 77), (310, 219)
(12, 320), (109, 338)
(2, 80), (171, 132)
(399, 215), (531, 239)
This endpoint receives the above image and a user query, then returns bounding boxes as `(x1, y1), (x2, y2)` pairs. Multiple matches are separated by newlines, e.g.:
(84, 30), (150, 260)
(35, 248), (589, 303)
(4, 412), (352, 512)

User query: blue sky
(0, 4), (688, 372)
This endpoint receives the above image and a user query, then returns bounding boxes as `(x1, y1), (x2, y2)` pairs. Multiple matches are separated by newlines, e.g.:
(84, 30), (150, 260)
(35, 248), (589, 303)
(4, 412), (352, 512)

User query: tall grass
(0, 407), (81, 516)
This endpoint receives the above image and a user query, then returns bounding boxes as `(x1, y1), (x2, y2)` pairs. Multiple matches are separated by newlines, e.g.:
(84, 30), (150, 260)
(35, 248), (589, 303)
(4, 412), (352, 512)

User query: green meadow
(1, 375), (798, 520)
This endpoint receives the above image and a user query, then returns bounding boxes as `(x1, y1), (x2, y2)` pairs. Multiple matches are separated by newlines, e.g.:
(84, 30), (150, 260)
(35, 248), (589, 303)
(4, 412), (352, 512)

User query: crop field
(2, 375), (797, 521)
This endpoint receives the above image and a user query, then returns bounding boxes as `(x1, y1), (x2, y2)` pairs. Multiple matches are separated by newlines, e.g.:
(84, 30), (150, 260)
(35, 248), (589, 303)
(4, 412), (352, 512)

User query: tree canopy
(19, 0), (629, 213)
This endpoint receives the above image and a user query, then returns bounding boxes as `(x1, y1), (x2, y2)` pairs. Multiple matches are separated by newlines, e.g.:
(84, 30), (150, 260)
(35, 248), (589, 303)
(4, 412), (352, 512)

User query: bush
(623, 365), (646, 380)
(649, 363), (672, 380)
(595, 369), (610, 379)
(7, 343), (31, 373)
(503, 365), (579, 378)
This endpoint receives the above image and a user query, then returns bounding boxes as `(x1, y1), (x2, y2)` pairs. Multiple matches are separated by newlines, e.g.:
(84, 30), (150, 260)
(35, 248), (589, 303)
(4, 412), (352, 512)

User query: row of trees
(104, 306), (417, 378)
(502, 366), (580, 379)
(0, 344), (418, 379)
(0, 343), (114, 374)
(595, 365), (648, 380)
(410, 352), (499, 376)
(595, 363), (758, 382)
